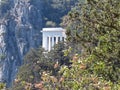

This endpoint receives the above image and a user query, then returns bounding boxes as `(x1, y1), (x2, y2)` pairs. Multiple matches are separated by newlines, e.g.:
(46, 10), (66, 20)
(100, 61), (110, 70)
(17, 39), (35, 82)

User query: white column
(47, 37), (49, 50)
(48, 36), (51, 51)
(42, 33), (48, 51)
(52, 37), (54, 48)
(56, 36), (58, 44)
(60, 37), (62, 41)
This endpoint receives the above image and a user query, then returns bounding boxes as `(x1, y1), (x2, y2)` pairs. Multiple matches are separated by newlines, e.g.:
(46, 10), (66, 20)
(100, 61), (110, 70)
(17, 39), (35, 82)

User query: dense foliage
(9, 43), (70, 90)
(42, 0), (79, 27)
(41, 0), (120, 89)
(65, 0), (120, 83)
(0, 83), (6, 89)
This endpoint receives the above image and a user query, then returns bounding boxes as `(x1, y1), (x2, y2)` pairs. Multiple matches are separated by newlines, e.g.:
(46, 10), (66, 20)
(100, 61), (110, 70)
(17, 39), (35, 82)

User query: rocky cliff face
(0, 0), (42, 86)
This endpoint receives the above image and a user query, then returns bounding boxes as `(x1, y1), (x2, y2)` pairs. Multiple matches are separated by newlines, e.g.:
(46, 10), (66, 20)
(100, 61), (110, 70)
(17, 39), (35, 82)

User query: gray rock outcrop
(0, 0), (42, 86)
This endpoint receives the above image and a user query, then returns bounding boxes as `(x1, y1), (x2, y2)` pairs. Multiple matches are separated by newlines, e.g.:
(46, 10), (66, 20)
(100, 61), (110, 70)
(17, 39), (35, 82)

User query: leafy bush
(10, 43), (70, 89)
(0, 83), (6, 90)
(41, 0), (120, 89)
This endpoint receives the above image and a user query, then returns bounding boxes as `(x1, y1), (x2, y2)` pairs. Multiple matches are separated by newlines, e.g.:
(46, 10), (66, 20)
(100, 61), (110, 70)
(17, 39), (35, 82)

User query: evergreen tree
(42, 0), (120, 89)
(65, 0), (120, 83)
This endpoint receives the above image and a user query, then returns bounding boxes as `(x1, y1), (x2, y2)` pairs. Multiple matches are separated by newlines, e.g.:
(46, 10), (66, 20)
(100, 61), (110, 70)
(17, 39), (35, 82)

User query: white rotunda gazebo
(41, 28), (66, 51)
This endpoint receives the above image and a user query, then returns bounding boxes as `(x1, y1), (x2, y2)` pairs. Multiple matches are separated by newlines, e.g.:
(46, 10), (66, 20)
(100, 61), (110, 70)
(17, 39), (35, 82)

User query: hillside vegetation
(6, 0), (120, 90)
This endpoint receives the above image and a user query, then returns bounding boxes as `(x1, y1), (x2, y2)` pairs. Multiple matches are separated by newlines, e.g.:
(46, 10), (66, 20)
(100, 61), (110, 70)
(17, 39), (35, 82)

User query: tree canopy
(41, 0), (120, 89)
